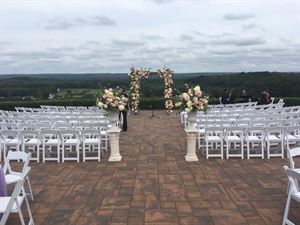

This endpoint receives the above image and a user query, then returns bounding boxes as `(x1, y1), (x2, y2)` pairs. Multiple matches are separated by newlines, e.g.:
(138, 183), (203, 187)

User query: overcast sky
(0, 0), (299, 74)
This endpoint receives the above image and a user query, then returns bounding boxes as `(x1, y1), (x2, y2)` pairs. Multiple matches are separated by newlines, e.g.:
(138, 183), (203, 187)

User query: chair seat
(5, 139), (20, 145)
(293, 191), (300, 202)
(286, 135), (299, 141)
(198, 129), (205, 134)
(0, 196), (25, 213)
(267, 135), (281, 141)
(247, 136), (261, 141)
(65, 139), (80, 145)
(26, 139), (40, 145)
(45, 139), (60, 145)
(206, 136), (221, 141)
(5, 173), (21, 185)
(83, 138), (100, 144)
(226, 136), (241, 142)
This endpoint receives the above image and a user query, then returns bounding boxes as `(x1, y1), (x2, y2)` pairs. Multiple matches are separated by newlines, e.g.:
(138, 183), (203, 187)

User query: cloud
(242, 23), (265, 31)
(180, 34), (193, 41)
(211, 37), (265, 46)
(45, 16), (117, 30)
(148, 0), (175, 4)
(224, 13), (254, 20)
(140, 34), (165, 41)
(111, 38), (145, 47)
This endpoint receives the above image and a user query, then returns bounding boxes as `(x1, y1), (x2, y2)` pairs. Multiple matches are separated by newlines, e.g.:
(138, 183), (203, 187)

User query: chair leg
(282, 190), (292, 225)
(24, 192), (35, 225)
(36, 145), (40, 163)
(98, 143), (101, 162)
(57, 145), (60, 163)
(247, 141), (250, 159)
(206, 140), (208, 159)
(226, 141), (229, 159)
(83, 144), (86, 162)
(27, 177), (34, 201)
(77, 144), (79, 162)
(16, 200), (26, 225)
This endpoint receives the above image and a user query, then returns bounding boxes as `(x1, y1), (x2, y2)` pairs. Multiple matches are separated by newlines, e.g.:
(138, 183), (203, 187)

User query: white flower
(103, 104), (108, 109)
(194, 86), (201, 92)
(185, 108), (191, 113)
(97, 102), (104, 108)
(104, 89), (109, 94)
(187, 100), (193, 108)
(202, 99), (208, 104)
(175, 102), (182, 107)
(195, 90), (202, 97)
(118, 104), (125, 111)
(182, 93), (190, 101)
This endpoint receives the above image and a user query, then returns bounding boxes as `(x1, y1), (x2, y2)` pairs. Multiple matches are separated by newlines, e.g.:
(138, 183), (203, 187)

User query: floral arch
(129, 67), (174, 113)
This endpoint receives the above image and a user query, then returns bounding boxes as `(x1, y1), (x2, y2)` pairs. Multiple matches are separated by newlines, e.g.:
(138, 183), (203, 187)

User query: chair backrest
(287, 147), (300, 170)
(81, 129), (101, 139)
(41, 129), (59, 139)
(284, 165), (300, 194)
(0, 168), (29, 224)
(59, 130), (80, 140)
(3, 150), (31, 175)
(246, 127), (265, 136)
(0, 130), (21, 140)
(20, 130), (40, 139)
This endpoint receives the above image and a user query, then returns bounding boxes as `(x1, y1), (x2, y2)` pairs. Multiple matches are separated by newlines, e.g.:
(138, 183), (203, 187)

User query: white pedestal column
(184, 126), (199, 161)
(107, 126), (122, 162)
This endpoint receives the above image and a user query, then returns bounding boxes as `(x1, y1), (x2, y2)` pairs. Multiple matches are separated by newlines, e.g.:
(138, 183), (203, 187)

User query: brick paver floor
(5, 110), (300, 225)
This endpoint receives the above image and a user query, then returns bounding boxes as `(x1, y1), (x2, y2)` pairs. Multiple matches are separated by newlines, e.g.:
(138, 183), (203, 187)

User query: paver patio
(5, 110), (300, 225)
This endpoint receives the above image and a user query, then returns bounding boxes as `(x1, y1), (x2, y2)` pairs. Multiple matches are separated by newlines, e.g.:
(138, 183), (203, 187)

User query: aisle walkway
(6, 111), (300, 225)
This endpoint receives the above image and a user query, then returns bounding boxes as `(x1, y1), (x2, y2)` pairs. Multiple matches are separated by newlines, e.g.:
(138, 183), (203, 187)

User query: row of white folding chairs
(0, 128), (108, 163)
(5, 110), (107, 118)
(39, 105), (101, 112)
(206, 105), (284, 117)
(182, 111), (300, 128)
(0, 121), (110, 132)
(207, 101), (258, 110)
(207, 103), (284, 114)
(199, 126), (300, 159)
(196, 118), (300, 128)
(207, 102), (283, 112)
(1, 116), (108, 125)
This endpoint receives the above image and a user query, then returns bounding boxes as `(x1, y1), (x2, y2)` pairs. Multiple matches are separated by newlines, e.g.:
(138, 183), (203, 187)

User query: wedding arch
(129, 67), (174, 113)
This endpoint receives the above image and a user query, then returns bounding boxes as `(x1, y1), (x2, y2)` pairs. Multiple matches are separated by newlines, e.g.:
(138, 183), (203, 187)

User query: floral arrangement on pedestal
(96, 88), (128, 113)
(129, 67), (174, 113)
(175, 85), (209, 112)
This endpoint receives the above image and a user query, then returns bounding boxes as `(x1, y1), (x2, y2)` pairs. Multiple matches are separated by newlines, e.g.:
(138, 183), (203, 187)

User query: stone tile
(145, 209), (178, 223)
(6, 111), (298, 225)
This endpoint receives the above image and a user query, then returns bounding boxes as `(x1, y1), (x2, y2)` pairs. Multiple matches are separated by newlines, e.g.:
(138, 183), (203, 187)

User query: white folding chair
(287, 147), (300, 172)
(224, 127), (244, 159)
(20, 130), (41, 163)
(266, 126), (284, 159)
(60, 130), (81, 162)
(0, 130), (22, 161)
(3, 151), (34, 201)
(285, 126), (300, 150)
(282, 166), (300, 225)
(245, 127), (265, 159)
(41, 129), (61, 163)
(204, 127), (224, 159)
(81, 129), (101, 162)
(0, 168), (34, 225)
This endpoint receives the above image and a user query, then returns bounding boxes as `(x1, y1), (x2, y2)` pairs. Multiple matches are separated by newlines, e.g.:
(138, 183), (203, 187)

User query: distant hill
(1, 71), (299, 80)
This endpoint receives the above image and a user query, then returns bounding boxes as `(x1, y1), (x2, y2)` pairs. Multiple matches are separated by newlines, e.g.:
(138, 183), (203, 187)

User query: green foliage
(0, 72), (299, 110)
